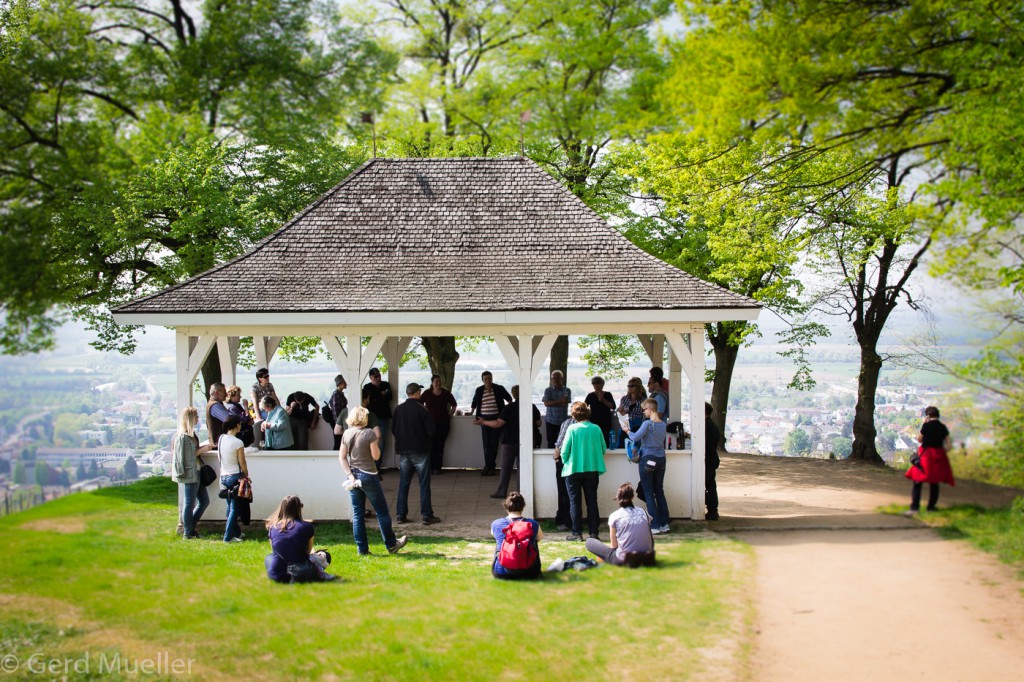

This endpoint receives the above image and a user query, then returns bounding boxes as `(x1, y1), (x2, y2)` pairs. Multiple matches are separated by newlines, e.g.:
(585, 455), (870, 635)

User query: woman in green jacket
(560, 401), (607, 541)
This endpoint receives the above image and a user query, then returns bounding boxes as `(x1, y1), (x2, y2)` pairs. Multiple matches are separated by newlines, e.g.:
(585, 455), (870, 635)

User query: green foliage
(121, 457), (139, 481)
(12, 461), (26, 485)
(830, 436), (853, 460)
(578, 335), (642, 379)
(0, 0), (393, 353)
(784, 428), (811, 457)
(0, 477), (754, 680)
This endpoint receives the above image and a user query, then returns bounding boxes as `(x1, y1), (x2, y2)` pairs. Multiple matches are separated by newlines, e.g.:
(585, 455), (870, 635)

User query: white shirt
(218, 434), (245, 475)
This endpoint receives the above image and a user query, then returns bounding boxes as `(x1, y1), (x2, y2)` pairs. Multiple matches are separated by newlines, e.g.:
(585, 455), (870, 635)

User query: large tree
(0, 0), (393, 356)
(660, 0), (1024, 463)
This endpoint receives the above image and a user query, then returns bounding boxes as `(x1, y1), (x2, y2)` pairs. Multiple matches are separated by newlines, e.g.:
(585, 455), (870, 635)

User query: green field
(0, 479), (754, 681)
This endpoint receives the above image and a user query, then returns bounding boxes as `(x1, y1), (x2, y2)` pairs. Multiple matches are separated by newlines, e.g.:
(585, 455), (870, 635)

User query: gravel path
(714, 453), (1024, 681)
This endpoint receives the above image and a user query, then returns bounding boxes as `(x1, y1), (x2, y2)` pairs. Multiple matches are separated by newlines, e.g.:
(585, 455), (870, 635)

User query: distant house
(78, 429), (110, 445)
(36, 447), (132, 466)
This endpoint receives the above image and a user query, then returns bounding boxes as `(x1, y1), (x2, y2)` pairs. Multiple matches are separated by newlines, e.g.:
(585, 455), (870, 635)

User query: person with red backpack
(490, 492), (543, 580)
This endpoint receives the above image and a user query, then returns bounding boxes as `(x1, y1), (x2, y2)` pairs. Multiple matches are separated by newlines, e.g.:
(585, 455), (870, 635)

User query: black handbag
(199, 464), (217, 487)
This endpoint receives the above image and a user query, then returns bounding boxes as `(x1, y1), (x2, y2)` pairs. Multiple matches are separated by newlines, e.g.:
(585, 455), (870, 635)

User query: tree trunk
(421, 337), (460, 390)
(550, 335), (569, 381)
(708, 327), (740, 451)
(849, 339), (885, 464)
(199, 349), (222, 399)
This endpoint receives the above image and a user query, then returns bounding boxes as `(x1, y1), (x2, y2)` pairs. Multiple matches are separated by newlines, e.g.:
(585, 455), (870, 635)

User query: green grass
(0, 479), (753, 681)
(882, 498), (1024, 579)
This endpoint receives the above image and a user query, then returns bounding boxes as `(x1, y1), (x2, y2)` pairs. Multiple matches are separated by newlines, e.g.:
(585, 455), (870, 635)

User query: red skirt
(905, 446), (955, 486)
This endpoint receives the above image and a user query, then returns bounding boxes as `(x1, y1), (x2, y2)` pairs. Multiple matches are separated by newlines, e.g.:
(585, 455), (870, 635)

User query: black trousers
(566, 471), (601, 537)
(480, 419), (501, 470)
(430, 420), (451, 472)
(545, 421), (561, 448)
(910, 482), (940, 511)
(705, 461), (720, 514)
(494, 443), (519, 497)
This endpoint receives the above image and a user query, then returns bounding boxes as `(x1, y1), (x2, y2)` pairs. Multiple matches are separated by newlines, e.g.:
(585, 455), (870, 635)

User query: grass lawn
(0, 479), (753, 681)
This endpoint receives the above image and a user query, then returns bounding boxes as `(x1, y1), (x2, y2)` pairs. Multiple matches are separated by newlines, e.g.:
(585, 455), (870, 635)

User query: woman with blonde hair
(617, 377), (647, 435)
(626, 398), (670, 534)
(172, 406), (212, 539)
(339, 406), (407, 556)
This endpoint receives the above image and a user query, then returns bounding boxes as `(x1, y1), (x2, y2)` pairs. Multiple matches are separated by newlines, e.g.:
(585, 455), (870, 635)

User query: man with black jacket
(392, 383), (440, 526)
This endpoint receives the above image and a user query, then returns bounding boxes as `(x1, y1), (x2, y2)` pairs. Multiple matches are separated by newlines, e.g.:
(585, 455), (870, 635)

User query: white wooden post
(216, 336), (240, 388)
(666, 328), (706, 520)
(495, 334), (557, 518)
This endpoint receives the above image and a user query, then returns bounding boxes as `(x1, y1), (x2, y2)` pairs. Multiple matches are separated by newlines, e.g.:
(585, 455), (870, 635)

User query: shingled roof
(113, 157), (759, 316)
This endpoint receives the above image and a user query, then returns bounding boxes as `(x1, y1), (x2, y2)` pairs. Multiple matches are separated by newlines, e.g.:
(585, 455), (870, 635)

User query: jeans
(639, 455), (669, 528)
(430, 420), (450, 473)
(350, 468), (398, 554)
(554, 459), (571, 526)
(480, 419), (501, 470)
(180, 481), (210, 538)
(566, 471), (601, 537)
(397, 453), (433, 519)
(221, 473), (242, 542)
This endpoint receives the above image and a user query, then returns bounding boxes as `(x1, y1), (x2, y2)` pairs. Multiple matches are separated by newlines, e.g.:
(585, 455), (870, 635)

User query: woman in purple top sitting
(264, 495), (334, 583)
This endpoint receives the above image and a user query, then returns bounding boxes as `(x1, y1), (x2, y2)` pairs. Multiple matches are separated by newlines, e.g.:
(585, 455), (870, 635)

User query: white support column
(668, 347), (683, 424)
(216, 337), (240, 388)
(340, 335), (388, 415)
(381, 337), (413, 468)
(511, 334), (558, 519)
(254, 336), (283, 371)
(666, 328), (706, 520)
(320, 335), (348, 372)
(176, 332), (216, 411)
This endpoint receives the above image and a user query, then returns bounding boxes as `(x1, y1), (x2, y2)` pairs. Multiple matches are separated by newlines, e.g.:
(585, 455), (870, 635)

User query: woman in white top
(585, 482), (655, 567)
(219, 415), (248, 543)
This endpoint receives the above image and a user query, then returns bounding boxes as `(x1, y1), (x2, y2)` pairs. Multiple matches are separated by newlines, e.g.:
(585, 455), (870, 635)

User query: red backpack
(498, 519), (538, 571)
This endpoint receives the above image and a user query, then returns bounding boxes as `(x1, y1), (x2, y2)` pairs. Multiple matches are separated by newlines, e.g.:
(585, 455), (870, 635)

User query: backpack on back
(498, 519), (538, 572)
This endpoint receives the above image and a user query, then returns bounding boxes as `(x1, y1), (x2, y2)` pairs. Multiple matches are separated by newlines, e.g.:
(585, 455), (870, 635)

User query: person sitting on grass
(585, 483), (656, 568)
(264, 495), (337, 583)
(490, 492), (543, 580)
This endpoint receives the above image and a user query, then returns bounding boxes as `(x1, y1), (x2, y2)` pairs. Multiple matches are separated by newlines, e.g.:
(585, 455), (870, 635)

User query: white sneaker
(227, 537), (243, 543)
(658, 525), (671, 534)
(651, 526), (665, 535)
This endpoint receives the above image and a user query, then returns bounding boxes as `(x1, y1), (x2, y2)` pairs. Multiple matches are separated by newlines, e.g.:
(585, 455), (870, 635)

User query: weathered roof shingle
(114, 157), (759, 314)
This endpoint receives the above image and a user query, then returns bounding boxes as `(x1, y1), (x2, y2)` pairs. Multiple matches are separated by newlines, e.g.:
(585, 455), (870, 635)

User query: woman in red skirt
(904, 405), (955, 515)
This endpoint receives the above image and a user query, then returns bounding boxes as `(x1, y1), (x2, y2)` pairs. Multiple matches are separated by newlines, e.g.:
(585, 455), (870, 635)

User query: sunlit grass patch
(1, 478), (754, 681)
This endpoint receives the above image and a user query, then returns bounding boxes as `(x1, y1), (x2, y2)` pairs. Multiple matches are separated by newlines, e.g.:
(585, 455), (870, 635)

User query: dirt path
(714, 453), (1024, 681)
